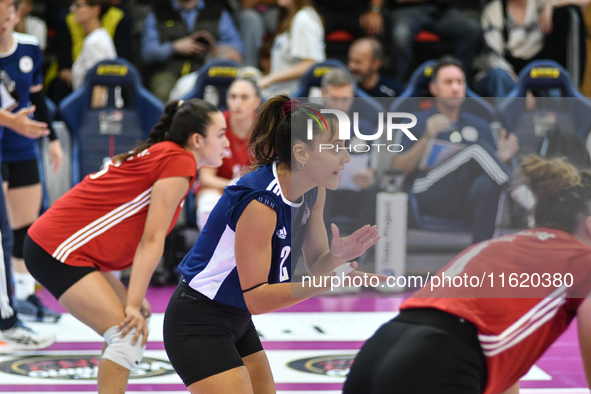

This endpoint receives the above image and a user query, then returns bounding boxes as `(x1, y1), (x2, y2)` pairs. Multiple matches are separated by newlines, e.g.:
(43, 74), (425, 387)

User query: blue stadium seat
(59, 57), (164, 184)
(392, 60), (497, 123)
(182, 59), (241, 111)
(496, 60), (591, 155)
(291, 59), (385, 129)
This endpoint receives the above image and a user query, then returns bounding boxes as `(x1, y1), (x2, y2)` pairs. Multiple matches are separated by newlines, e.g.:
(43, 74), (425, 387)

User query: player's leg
(238, 321), (275, 394)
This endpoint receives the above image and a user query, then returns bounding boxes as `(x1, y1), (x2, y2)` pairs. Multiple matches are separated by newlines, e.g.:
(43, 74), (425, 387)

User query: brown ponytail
(520, 155), (591, 233)
(247, 94), (337, 172)
(113, 99), (219, 162)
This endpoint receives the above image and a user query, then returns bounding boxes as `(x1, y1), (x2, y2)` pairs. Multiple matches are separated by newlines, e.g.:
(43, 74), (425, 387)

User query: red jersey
(402, 229), (591, 394)
(29, 141), (196, 271)
(215, 111), (252, 181)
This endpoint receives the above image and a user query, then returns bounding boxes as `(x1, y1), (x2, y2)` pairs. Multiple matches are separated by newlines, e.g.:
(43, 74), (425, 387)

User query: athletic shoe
(13, 294), (62, 323)
(0, 320), (56, 353)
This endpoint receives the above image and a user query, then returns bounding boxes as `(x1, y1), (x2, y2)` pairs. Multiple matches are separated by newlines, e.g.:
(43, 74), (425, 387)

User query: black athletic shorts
(344, 308), (488, 394)
(163, 280), (263, 387)
(23, 235), (97, 299)
(2, 159), (40, 188)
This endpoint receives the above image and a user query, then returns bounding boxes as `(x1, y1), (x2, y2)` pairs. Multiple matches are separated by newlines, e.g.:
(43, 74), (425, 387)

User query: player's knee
(12, 225), (30, 259)
(102, 326), (146, 371)
(471, 176), (501, 200)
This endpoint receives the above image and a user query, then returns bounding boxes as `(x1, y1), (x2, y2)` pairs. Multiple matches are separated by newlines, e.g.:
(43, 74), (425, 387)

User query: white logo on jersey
(19, 56), (33, 73)
(276, 227), (287, 239)
(302, 203), (311, 225)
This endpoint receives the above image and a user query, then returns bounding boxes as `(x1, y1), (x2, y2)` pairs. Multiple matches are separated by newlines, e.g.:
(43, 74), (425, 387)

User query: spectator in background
(197, 76), (261, 230)
(235, 0), (278, 68)
(392, 56), (518, 243)
(70, 0), (117, 91)
(348, 37), (404, 102)
(141, 0), (244, 103)
(314, 0), (385, 37)
(473, 0), (589, 97)
(46, 0), (131, 104)
(388, 0), (481, 83)
(320, 68), (378, 239)
(14, 0), (46, 51)
(258, 0), (325, 97)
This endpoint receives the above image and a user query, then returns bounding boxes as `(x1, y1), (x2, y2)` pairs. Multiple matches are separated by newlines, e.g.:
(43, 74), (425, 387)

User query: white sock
(13, 272), (35, 301)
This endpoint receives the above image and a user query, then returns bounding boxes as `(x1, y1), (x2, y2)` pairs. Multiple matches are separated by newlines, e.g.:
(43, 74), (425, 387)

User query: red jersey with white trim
(28, 141), (196, 271)
(401, 229), (591, 394)
(215, 111), (251, 181)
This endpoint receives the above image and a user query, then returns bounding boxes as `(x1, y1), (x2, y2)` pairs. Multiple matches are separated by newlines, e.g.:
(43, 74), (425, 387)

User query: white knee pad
(102, 325), (146, 371)
(197, 192), (222, 230)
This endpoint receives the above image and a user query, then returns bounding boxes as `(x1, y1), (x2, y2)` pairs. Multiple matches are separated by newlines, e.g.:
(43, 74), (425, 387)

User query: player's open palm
(330, 223), (380, 262)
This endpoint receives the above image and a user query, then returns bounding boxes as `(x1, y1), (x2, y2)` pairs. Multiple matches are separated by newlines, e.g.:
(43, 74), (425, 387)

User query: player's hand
(49, 139), (63, 172)
(118, 305), (150, 347)
(496, 128), (519, 163)
(425, 114), (451, 139)
(10, 106), (49, 139)
(140, 298), (152, 321)
(330, 223), (380, 263)
(353, 168), (375, 189)
(360, 10), (383, 36)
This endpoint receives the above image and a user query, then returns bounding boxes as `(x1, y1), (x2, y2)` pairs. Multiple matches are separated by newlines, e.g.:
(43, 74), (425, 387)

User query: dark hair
(520, 155), (591, 234)
(430, 55), (465, 83)
(112, 99), (219, 162)
(85, 0), (111, 18)
(247, 94), (337, 171)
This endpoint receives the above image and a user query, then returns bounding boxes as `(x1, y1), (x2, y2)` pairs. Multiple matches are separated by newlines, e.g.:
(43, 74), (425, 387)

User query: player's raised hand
(330, 223), (380, 262)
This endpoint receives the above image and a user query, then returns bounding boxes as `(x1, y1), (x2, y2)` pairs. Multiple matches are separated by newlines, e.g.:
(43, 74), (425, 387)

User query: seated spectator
(388, 0), (481, 83)
(258, 0), (325, 97)
(46, 1), (131, 104)
(15, 0), (46, 52)
(315, 0), (384, 38)
(235, 0), (278, 68)
(474, 0), (589, 97)
(392, 56), (519, 243)
(70, 0), (117, 91)
(196, 76), (261, 229)
(141, 0), (244, 103)
(320, 68), (378, 237)
(348, 37), (404, 103)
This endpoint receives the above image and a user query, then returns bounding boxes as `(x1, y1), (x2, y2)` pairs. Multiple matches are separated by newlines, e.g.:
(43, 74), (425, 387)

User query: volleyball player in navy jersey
(163, 95), (383, 394)
(0, 0), (63, 321)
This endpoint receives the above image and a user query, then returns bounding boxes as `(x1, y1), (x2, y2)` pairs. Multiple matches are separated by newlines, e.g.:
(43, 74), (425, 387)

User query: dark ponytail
(113, 98), (219, 162)
(247, 94), (337, 171)
(520, 155), (591, 234)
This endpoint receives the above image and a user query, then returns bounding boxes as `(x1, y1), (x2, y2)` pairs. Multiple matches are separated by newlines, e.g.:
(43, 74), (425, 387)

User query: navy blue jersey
(0, 33), (43, 162)
(178, 161), (318, 310)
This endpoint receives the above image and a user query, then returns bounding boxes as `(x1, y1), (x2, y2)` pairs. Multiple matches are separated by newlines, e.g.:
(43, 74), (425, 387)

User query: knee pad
(102, 325), (146, 371)
(12, 225), (30, 259)
(197, 192), (221, 230)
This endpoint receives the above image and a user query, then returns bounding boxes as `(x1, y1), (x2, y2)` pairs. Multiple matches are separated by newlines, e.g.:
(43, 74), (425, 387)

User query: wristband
(333, 262), (355, 276)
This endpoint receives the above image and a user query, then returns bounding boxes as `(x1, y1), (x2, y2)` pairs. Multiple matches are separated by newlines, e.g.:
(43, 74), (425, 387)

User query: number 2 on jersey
(279, 246), (291, 282)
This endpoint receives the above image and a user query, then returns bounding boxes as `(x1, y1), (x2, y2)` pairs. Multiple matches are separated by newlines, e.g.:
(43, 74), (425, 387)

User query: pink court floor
(0, 286), (586, 393)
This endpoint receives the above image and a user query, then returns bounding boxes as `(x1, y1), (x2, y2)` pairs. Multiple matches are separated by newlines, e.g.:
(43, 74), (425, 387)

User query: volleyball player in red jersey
(23, 99), (229, 394)
(197, 76), (261, 230)
(344, 155), (591, 394)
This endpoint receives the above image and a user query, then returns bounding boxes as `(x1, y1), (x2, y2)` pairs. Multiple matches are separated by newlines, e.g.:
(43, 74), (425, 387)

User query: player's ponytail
(520, 155), (591, 233)
(248, 94), (337, 171)
(113, 99), (219, 162)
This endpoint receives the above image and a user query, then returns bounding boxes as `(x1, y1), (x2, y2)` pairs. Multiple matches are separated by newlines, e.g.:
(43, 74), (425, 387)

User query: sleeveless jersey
(402, 229), (591, 394)
(28, 141), (196, 271)
(0, 33), (43, 161)
(178, 161), (318, 310)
